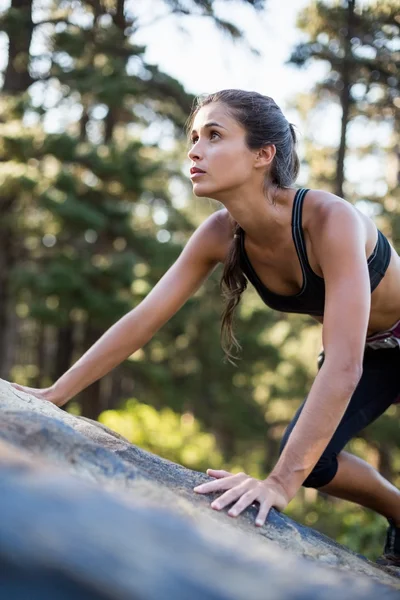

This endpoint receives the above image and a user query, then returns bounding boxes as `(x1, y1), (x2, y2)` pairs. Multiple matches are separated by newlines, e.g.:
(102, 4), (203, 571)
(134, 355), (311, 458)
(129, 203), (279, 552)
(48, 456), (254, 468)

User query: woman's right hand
(10, 383), (67, 407)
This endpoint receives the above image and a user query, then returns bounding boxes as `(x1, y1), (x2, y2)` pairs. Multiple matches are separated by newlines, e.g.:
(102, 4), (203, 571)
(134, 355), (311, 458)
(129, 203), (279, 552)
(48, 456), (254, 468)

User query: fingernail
(211, 502), (219, 509)
(228, 511), (236, 517)
(255, 521), (262, 527)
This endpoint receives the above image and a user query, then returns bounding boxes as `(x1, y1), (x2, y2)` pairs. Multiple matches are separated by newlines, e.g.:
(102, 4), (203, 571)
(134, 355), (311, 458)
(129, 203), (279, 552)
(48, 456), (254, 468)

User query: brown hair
(187, 89), (300, 363)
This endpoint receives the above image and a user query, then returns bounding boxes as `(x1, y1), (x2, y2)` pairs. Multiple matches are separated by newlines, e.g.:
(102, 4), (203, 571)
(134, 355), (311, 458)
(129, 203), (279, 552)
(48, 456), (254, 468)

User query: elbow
(343, 363), (363, 390)
(322, 357), (363, 391)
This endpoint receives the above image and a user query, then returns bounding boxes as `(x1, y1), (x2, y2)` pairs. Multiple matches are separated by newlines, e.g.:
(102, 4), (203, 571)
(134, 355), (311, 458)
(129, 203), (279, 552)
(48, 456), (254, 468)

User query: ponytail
(220, 220), (247, 364)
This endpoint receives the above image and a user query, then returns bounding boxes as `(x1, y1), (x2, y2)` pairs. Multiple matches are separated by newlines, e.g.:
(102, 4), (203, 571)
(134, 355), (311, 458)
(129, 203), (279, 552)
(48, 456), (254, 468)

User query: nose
(188, 141), (202, 161)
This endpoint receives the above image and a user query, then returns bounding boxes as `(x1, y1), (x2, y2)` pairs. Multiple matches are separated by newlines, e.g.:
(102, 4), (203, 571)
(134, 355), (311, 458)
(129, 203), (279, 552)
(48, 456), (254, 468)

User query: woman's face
(188, 102), (257, 199)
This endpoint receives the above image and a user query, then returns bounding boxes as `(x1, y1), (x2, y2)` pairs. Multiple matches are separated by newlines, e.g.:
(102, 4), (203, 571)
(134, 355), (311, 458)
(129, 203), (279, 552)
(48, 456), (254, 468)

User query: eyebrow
(191, 121), (227, 135)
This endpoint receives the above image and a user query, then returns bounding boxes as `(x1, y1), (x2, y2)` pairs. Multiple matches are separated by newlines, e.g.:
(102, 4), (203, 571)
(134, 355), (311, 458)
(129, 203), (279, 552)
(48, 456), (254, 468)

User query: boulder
(0, 378), (399, 599)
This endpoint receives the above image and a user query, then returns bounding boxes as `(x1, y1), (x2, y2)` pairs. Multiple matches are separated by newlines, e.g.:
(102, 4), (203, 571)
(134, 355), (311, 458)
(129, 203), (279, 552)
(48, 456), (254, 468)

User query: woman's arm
(269, 200), (370, 498)
(12, 211), (227, 406)
(194, 198), (372, 525)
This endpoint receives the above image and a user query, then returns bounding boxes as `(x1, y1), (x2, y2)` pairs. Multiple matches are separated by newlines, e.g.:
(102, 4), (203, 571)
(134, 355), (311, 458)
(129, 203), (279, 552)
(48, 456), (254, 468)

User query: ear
(254, 144), (276, 169)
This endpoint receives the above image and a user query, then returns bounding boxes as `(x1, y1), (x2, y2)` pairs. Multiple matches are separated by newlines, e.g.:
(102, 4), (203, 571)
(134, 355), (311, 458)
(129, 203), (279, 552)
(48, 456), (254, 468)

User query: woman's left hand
(193, 469), (290, 527)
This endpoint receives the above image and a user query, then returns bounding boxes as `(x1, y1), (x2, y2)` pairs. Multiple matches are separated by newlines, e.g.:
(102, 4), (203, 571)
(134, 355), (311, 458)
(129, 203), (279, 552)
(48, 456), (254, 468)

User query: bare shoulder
(302, 189), (364, 238)
(207, 207), (233, 233)
(196, 208), (232, 263)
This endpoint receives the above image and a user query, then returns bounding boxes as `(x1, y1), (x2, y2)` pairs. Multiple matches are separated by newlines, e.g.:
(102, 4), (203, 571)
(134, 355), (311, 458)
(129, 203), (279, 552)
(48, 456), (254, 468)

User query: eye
(190, 135), (199, 145)
(210, 130), (220, 140)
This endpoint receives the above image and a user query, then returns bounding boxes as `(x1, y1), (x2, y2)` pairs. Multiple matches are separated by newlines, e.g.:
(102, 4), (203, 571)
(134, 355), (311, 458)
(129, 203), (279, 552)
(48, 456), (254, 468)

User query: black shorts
(279, 345), (400, 488)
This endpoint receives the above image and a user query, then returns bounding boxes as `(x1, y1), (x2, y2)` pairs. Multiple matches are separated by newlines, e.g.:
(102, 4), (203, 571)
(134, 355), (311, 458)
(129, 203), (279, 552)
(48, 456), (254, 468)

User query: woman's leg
(279, 345), (400, 561)
(280, 346), (400, 510)
(320, 451), (400, 527)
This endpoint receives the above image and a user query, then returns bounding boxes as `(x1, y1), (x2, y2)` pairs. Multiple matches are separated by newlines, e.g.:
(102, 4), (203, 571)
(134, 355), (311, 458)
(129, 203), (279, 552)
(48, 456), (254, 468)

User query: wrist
(45, 383), (70, 407)
(265, 471), (298, 503)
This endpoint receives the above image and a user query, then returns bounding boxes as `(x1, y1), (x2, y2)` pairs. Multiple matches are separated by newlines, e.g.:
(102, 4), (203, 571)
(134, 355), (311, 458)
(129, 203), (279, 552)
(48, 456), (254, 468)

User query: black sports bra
(238, 188), (391, 316)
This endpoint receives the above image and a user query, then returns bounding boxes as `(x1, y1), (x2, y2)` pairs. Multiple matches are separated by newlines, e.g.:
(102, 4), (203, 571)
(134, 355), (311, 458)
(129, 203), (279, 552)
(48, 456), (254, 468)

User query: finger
(228, 488), (259, 517)
(206, 469), (232, 479)
(255, 501), (271, 527)
(11, 383), (25, 391)
(210, 480), (250, 510)
(11, 384), (35, 393)
(194, 474), (243, 494)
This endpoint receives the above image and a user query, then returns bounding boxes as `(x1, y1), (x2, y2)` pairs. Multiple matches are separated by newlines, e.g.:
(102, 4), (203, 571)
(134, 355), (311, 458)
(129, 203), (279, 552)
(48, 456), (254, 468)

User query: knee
(302, 454), (339, 488)
(279, 429), (338, 489)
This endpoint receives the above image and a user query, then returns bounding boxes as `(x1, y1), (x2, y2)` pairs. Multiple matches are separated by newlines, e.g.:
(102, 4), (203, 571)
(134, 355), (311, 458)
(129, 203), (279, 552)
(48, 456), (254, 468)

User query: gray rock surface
(1, 378), (399, 599)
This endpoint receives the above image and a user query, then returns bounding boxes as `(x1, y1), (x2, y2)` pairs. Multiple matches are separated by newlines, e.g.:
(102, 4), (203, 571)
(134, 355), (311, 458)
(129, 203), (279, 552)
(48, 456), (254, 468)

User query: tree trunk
(3, 0), (34, 92)
(0, 0), (35, 378)
(112, 0), (125, 29)
(104, 0), (126, 143)
(104, 108), (116, 143)
(395, 119), (400, 188)
(53, 324), (75, 382)
(79, 109), (89, 140)
(33, 323), (46, 387)
(79, 322), (103, 420)
(335, 0), (355, 198)
(0, 197), (17, 379)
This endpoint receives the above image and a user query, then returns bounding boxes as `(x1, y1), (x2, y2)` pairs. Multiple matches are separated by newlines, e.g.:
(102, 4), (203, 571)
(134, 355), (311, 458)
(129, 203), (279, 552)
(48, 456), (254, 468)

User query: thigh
(325, 346), (400, 455)
(281, 346), (400, 457)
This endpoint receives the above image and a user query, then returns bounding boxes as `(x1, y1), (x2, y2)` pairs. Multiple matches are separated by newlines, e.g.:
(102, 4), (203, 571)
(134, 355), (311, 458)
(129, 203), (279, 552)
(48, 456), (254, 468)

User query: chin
(192, 182), (225, 200)
(192, 184), (213, 198)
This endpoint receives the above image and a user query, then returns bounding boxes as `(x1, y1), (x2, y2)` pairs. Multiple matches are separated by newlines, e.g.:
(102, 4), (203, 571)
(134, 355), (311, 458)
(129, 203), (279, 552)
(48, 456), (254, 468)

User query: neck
(215, 184), (295, 247)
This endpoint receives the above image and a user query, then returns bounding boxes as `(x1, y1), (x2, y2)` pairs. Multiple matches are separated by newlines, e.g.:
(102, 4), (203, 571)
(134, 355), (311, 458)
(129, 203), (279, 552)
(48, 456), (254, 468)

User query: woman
(13, 90), (400, 564)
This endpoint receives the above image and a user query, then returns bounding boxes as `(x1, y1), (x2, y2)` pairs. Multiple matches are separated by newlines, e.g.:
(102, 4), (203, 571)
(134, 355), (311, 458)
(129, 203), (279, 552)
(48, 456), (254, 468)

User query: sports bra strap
(291, 188), (313, 274)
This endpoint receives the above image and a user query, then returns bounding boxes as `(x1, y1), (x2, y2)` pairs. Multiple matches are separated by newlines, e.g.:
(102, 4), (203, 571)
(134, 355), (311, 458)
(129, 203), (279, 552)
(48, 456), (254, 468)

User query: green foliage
(290, 0), (399, 115)
(289, 0), (399, 201)
(100, 398), (224, 472)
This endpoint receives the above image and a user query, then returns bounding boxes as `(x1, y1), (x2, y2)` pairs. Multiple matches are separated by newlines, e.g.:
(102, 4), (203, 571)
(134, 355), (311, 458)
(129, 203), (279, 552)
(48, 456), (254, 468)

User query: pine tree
(1, 0), (271, 427)
(289, 0), (399, 202)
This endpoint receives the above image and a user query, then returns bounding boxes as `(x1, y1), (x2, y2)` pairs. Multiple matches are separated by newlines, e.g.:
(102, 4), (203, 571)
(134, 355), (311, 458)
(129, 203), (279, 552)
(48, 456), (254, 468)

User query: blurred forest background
(1, 0), (399, 559)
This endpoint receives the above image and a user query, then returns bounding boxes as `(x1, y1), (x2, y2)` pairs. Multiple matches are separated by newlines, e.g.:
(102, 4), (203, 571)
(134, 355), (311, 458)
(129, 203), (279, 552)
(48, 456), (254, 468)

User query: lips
(190, 167), (206, 174)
